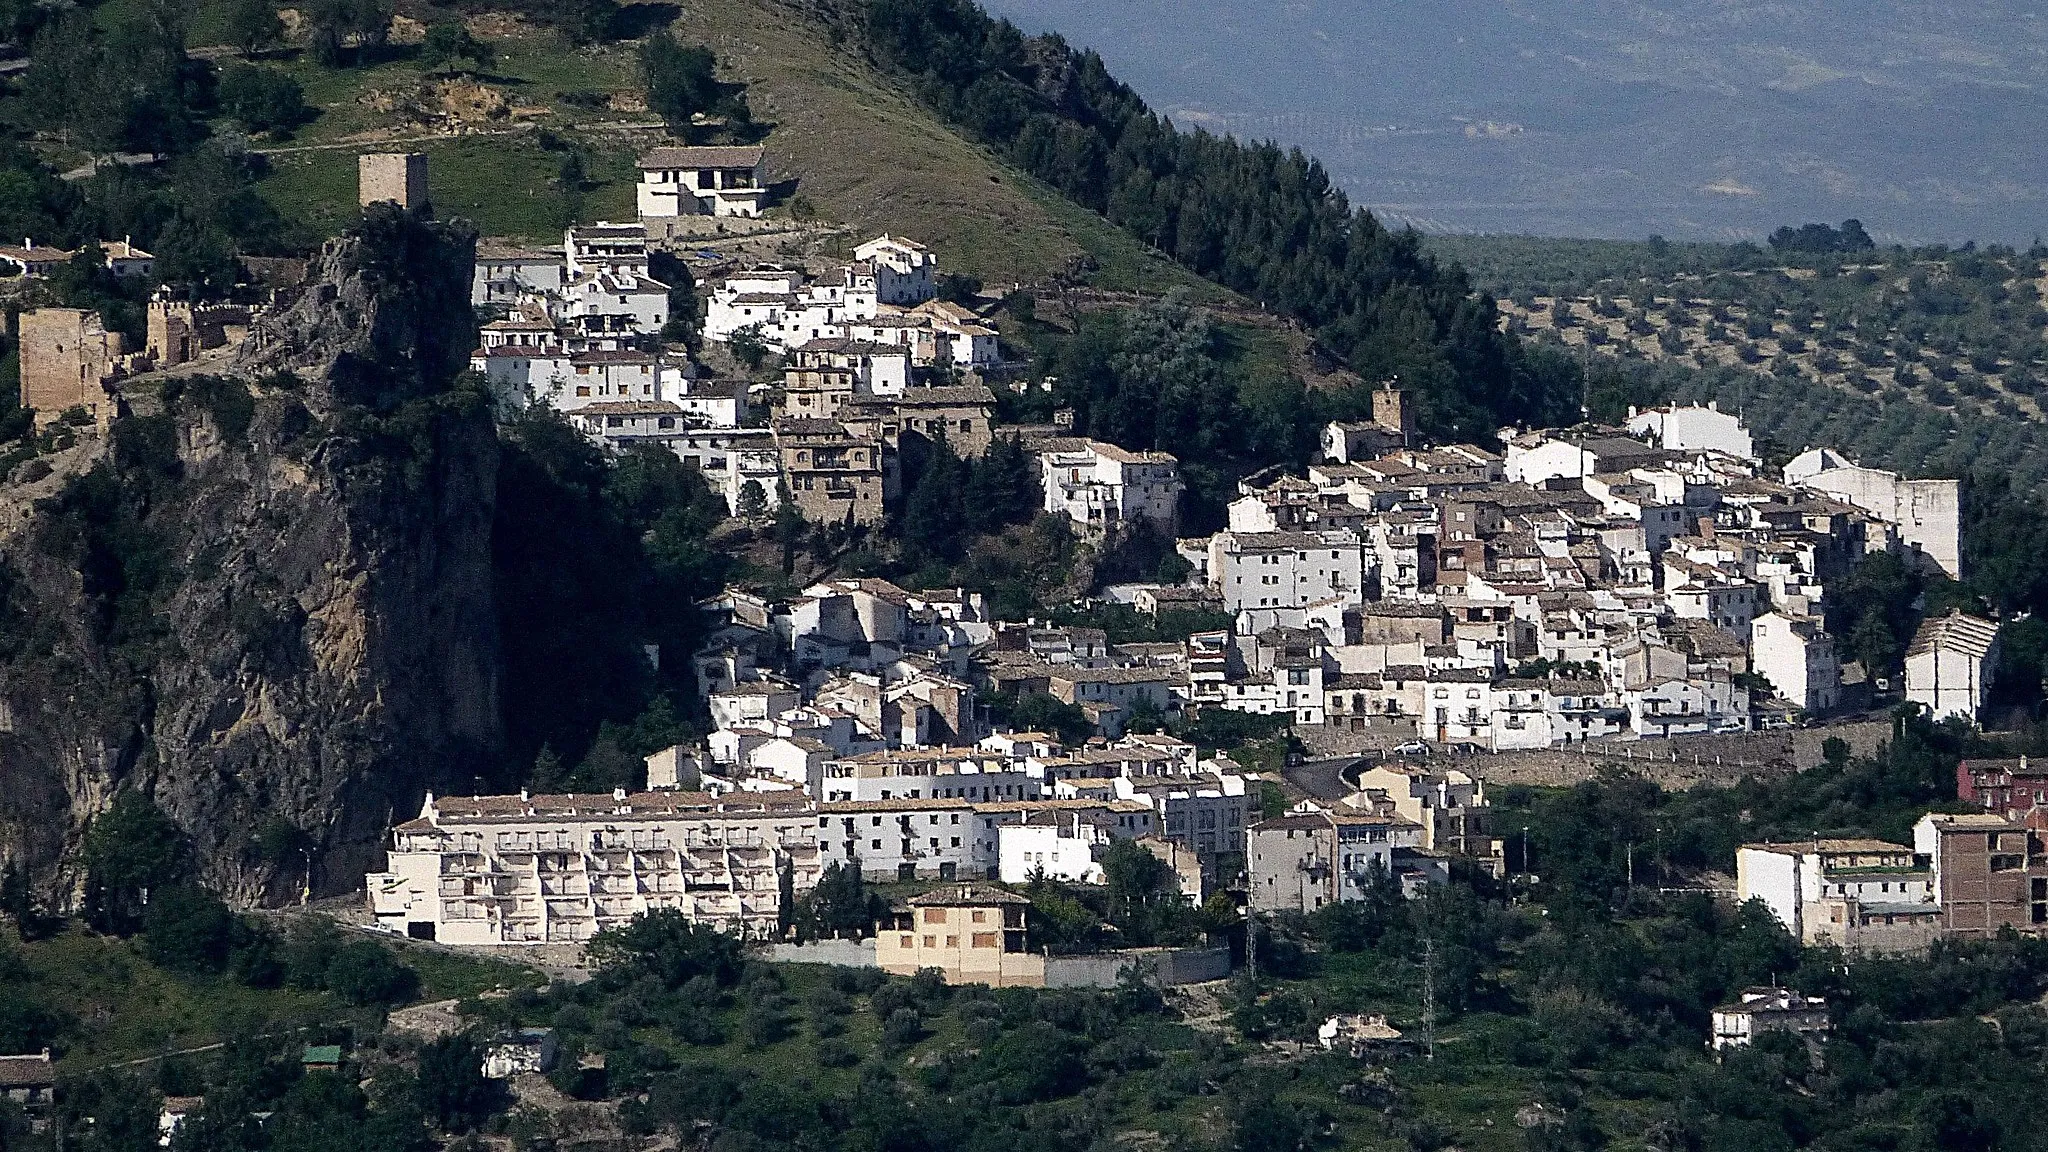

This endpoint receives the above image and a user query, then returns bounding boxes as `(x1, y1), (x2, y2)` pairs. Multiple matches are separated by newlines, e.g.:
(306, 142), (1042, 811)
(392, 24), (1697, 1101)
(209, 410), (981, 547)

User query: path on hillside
(249, 119), (667, 156)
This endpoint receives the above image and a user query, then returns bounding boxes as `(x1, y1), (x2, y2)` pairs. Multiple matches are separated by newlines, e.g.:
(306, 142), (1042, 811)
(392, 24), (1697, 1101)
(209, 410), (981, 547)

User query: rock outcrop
(0, 208), (500, 906)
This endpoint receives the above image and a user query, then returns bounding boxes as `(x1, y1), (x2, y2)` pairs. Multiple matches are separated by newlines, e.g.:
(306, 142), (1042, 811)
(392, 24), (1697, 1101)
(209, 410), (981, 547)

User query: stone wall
(764, 939), (1231, 989)
(1300, 719), (1894, 791)
(765, 938), (879, 968)
(1044, 947), (1231, 989)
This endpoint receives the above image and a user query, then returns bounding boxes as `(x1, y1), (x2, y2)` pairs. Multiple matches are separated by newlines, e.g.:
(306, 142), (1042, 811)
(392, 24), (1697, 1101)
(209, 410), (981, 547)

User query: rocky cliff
(0, 206), (500, 905)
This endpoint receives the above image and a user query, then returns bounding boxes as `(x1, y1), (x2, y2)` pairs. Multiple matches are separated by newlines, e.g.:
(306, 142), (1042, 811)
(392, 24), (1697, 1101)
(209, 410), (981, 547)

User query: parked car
(1392, 740), (1430, 756)
(1710, 721), (1748, 734)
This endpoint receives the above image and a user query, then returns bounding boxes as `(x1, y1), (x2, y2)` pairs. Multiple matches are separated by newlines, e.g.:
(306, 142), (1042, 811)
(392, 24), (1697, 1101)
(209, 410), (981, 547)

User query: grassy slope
(193, 0), (1208, 291)
(12, 922), (535, 1070)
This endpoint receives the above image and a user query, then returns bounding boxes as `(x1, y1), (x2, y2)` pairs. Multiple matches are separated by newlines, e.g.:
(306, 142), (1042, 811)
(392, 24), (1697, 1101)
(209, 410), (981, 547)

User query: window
(971, 909), (987, 923)
(923, 907), (946, 924)
(922, 935), (937, 948)
(972, 932), (998, 949)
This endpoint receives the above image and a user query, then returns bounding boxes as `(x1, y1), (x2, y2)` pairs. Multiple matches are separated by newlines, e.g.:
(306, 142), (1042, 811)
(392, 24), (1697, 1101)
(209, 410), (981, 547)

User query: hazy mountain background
(980, 0), (2048, 245)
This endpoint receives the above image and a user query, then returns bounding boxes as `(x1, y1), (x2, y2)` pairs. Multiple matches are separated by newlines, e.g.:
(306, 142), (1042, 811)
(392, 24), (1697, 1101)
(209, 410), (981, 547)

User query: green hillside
(182, 0), (1209, 290)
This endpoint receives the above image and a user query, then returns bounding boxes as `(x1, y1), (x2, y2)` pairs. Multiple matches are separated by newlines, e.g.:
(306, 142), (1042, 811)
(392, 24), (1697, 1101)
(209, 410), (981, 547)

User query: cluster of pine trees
(847, 0), (1585, 442)
(897, 433), (1039, 566)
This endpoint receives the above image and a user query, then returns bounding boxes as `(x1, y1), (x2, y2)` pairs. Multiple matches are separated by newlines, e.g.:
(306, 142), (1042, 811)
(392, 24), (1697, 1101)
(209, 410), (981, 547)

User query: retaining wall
(1043, 947), (1232, 989)
(1298, 719), (1893, 790)
(765, 938), (879, 967)
(764, 939), (1230, 989)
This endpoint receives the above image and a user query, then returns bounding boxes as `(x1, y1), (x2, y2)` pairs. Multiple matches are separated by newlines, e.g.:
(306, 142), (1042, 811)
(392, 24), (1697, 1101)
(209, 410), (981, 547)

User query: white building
(1749, 612), (1839, 713)
(366, 790), (824, 944)
(563, 222), (648, 278)
(1626, 403), (1755, 461)
(816, 798), (979, 881)
(998, 818), (1107, 884)
(1784, 448), (1961, 578)
(473, 247), (564, 307)
(1710, 988), (1831, 1051)
(1629, 677), (1748, 737)
(1905, 610), (2000, 724)
(1735, 839), (1932, 945)
(1663, 558), (1764, 636)
(1040, 440), (1183, 539)
(852, 235), (938, 306)
(636, 145), (768, 219)
(560, 269), (670, 334)
(1207, 530), (1366, 614)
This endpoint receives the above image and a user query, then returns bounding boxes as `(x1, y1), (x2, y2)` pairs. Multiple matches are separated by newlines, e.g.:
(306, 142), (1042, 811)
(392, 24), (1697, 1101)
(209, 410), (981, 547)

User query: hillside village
(8, 4), (2048, 1150)
(3, 140), (2032, 972)
(0, 149), (1963, 984)
(6, 139), (2033, 981)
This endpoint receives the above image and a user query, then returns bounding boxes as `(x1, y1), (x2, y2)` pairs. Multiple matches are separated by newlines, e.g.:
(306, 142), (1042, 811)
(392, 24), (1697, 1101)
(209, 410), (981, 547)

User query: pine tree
(531, 744), (567, 793)
(902, 432), (966, 562)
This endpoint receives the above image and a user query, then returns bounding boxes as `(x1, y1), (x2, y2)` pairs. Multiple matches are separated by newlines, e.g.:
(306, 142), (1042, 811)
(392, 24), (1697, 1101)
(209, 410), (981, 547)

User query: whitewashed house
(1749, 612), (1839, 713)
(1208, 530), (1366, 615)
(998, 818), (1108, 884)
(1905, 610), (2000, 724)
(852, 235), (938, 305)
(563, 222), (649, 278)
(1626, 402), (1755, 461)
(1040, 440), (1183, 539)
(636, 145), (768, 218)
(473, 247), (564, 307)
(1784, 448), (1962, 578)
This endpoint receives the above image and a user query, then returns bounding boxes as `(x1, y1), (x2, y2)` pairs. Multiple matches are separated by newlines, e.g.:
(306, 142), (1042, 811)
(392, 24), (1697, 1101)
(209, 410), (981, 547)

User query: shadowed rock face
(236, 203), (482, 412)
(0, 209), (501, 906)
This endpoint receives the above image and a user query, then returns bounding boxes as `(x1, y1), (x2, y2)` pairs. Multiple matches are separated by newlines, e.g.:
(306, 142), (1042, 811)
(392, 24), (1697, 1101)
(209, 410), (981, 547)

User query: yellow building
(876, 883), (1045, 986)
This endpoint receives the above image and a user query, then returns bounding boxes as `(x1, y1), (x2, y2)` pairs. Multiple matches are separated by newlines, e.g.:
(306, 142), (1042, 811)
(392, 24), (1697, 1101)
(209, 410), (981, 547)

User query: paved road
(1280, 755), (1372, 802)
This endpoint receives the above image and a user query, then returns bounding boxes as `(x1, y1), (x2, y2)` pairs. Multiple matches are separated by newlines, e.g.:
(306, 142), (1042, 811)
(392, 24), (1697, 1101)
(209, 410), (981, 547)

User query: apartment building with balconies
(366, 789), (822, 945)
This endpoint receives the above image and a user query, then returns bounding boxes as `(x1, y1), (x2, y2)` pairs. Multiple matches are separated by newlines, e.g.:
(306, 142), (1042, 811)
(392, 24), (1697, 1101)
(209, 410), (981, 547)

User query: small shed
(482, 1029), (559, 1079)
(1318, 1014), (1405, 1058)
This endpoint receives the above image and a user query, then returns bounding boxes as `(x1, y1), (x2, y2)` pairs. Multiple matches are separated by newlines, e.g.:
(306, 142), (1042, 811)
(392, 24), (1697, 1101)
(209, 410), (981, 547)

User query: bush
(416, 1034), (505, 1132)
(141, 885), (234, 973)
(217, 64), (308, 135)
(588, 910), (742, 989)
(813, 1037), (857, 1067)
(324, 940), (418, 1006)
(737, 1004), (787, 1048)
(421, 23), (492, 71)
(881, 1008), (923, 1048)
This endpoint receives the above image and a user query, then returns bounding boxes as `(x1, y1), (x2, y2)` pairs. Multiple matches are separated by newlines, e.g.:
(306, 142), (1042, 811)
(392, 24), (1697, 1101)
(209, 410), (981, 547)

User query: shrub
(880, 1008), (923, 1048)
(813, 1037), (858, 1067)
(588, 910), (742, 989)
(324, 940), (418, 1006)
(217, 65), (308, 135)
(141, 885), (234, 973)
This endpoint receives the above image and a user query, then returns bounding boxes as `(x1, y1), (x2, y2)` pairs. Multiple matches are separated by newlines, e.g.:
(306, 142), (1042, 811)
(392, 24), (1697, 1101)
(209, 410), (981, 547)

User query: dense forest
(840, 0), (1588, 443)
